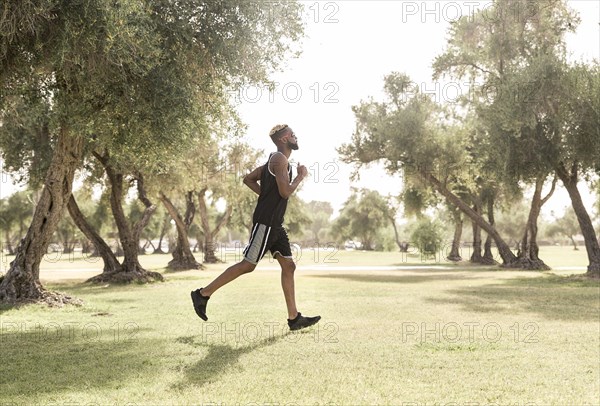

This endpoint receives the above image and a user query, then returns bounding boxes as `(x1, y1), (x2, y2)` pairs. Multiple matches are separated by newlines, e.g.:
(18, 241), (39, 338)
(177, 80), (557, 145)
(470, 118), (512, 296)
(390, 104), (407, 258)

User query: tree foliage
(546, 207), (582, 250)
(331, 189), (391, 251)
(306, 201), (334, 244)
(0, 0), (306, 300)
(0, 191), (33, 254)
(431, 0), (599, 273)
(409, 217), (444, 256)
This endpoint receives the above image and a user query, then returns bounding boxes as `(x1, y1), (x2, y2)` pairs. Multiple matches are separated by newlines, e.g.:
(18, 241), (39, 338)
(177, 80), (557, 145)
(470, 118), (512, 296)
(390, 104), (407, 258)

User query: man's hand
(297, 162), (308, 179)
(271, 153), (306, 199)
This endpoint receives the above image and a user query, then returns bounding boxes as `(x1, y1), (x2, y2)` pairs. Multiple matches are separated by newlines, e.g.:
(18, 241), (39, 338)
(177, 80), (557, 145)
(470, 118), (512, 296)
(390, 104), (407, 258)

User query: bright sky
(1, 0), (598, 220)
(236, 0), (600, 218)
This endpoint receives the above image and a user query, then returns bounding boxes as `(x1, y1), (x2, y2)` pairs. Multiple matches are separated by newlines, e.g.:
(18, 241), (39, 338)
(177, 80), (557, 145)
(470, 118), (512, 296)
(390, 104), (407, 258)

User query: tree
(0, 2), (160, 301)
(128, 195), (169, 254)
(432, 0), (577, 270)
(594, 179), (600, 238)
(284, 196), (312, 240)
(595, 180), (600, 219)
(443, 208), (462, 261)
(88, 152), (163, 283)
(338, 73), (519, 266)
(306, 201), (334, 244)
(143, 208), (174, 254)
(515, 176), (557, 269)
(495, 200), (530, 251)
(371, 194), (407, 253)
(0, 1), (305, 301)
(546, 208), (582, 250)
(192, 142), (263, 263)
(410, 218), (443, 257)
(552, 63), (600, 275)
(0, 126), (83, 304)
(0, 191), (33, 255)
(55, 213), (78, 255)
(67, 193), (122, 275)
(159, 191), (200, 269)
(331, 189), (390, 251)
(399, 117), (503, 264)
(197, 188), (234, 263)
(400, 185), (440, 253)
(229, 186), (260, 237)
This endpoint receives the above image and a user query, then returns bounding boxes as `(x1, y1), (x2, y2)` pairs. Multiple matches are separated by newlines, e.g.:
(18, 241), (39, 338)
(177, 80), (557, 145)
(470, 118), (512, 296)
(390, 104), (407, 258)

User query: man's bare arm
(243, 166), (263, 195)
(270, 153), (307, 199)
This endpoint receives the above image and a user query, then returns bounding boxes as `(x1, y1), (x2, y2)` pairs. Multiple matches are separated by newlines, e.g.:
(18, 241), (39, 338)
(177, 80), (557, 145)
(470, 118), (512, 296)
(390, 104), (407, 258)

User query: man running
(191, 124), (321, 331)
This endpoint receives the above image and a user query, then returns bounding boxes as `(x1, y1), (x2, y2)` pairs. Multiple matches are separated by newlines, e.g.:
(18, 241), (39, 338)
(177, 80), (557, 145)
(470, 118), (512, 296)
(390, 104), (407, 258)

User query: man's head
(269, 124), (298, 150)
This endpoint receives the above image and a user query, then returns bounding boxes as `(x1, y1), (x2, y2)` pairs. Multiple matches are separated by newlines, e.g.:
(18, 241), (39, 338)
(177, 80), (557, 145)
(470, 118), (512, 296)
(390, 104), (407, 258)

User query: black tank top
(252, 152), (292, 227)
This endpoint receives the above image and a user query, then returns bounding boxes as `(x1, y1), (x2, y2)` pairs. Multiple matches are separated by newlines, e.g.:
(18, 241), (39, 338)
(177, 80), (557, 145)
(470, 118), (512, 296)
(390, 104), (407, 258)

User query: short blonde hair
(269, 124), (289, 138)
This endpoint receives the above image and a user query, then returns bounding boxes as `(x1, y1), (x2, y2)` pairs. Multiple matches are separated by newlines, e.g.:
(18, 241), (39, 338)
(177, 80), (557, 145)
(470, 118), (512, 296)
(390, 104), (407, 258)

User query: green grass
(0, 246), (598, 405)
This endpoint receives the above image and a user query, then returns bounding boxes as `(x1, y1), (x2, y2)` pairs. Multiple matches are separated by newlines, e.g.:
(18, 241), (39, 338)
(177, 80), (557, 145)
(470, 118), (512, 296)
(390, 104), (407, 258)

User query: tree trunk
(421, 171), (518, 266)
(62, 241), (74, 254)
(5, 230), (15, 256)
(447, 210), (463, 261)
(569, 236), (578, 250)
(386, 213), (404, 252)
(197, 189), (234, 264)
(482, 195), (498, 265)
(154, 214), (169, 254)
(159, 191), (202, 270)
(80, 239), (92, 254)
(0, 128), (84, 305)
(88, 152), (163, 283)
(203, 237), (215, 260)
(198, 188), (218, 263)
(517, 176), (555, 270)
(68, 195), (121, 274)
(556, 163), (600, 277)
(470, 203), (483, 263)
(145, 239), (156, 251)
(211, 204), (234, 261)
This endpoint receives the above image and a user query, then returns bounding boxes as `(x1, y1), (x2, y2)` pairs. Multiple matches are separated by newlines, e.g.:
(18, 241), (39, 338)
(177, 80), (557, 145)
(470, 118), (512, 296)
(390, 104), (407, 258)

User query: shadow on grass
(0, 328), (164, 402)
(175, 331), (290, 389)
(0, 284), (136, 313)
(0, 303), (20, 314)
(308, 271), (474, 285)
(426, 274), (600, 322)
(0, 298), (83, 315)
(45, 281), (157, 298)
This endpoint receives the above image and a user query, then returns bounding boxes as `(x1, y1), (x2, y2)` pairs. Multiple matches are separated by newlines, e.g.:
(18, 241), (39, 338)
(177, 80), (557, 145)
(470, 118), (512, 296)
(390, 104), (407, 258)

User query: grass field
(0, 246), (598, 405)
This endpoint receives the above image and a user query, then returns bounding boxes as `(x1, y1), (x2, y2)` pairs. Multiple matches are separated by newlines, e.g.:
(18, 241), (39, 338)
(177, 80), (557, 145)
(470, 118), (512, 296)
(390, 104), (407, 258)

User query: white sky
(1, 0), (598, 220)
(236, 0), (600, 218)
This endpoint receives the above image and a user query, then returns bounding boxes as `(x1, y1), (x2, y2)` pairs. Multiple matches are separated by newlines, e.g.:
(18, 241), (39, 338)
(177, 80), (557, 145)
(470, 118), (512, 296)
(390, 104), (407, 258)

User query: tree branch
(197, 188), (211, 236)
(132, 173), (156, 242)
(159, 191), (186, 232)
(541, 175), (558, 206)
(184, 191), (196, 227)
(211, 205), (234, 239)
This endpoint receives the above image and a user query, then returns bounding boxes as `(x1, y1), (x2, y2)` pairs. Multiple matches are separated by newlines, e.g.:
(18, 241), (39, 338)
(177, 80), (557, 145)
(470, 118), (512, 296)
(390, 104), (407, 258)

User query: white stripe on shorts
(243, 223), (259, 257)
(258, 226), (272, 260)
(244, 224), (271, 264)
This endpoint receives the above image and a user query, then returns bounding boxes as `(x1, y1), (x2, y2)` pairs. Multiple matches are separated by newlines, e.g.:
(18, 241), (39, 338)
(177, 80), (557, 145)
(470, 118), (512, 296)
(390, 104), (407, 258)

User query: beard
(288, 141), (299, 150)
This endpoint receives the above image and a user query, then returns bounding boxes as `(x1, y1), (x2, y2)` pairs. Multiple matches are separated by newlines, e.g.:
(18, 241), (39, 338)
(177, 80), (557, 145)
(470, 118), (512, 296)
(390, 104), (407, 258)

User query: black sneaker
(191, 288), (209, 321)
(288, 313), (321, 331)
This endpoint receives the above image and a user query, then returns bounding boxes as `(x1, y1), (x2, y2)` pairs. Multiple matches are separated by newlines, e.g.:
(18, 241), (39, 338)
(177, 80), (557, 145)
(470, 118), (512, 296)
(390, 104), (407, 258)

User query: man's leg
(201, 259), (256, 297)
(277, 255), (298, 320)
(191, 260), (256, 321)
(276, 254), (321, 331)
(202, 221), (267, 298)
(192, 223), (269, 320)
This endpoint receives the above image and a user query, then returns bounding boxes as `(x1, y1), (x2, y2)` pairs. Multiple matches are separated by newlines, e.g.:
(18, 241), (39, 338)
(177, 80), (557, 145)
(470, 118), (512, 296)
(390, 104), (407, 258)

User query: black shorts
(242, 223), (292, 265)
